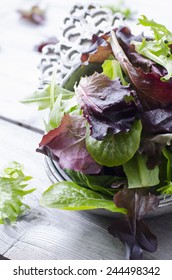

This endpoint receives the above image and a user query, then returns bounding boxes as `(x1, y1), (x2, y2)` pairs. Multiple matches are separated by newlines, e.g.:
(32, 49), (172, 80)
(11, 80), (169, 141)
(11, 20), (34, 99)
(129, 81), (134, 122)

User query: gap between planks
(0, 115), (44, 135)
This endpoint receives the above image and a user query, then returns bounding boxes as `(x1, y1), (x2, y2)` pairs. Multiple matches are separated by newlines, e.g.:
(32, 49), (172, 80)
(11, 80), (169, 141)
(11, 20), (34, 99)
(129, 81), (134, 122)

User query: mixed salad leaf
(24, 15), (172, 259)
(0, 162), (35, 224)
(37, 114), (102, 174)
(40, 181), (126, 213)
(17, 5), (46, 25)
(108, 188), (159, 259)
(75, 73), (138, 140)
(132, 15), (172, 81)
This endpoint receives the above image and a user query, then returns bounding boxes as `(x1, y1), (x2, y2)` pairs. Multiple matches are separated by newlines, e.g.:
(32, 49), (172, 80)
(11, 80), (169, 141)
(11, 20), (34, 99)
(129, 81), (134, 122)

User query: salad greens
(0, 162), (35, 224)
(108, 188), (159, 259)
(132, 15), (172, 81)
(102, 57), (128, 85)
(21, 83), (78, 132)
(123, 154), (159, 189)
(65, 169), (124, 196)
(25, 15), (172, 259)
(40, 181), (126, 213)
(157, 148), (172, 195)
(86, 120), (142, 166)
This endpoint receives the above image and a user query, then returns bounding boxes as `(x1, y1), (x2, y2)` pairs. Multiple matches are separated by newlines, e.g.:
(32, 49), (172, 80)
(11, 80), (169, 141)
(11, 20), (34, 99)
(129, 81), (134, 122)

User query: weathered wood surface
(0, 0), (172, 260)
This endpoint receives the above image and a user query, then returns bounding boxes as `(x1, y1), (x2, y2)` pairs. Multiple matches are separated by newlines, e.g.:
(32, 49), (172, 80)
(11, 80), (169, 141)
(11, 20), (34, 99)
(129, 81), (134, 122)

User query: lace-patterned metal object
(38, 3), (124, 87)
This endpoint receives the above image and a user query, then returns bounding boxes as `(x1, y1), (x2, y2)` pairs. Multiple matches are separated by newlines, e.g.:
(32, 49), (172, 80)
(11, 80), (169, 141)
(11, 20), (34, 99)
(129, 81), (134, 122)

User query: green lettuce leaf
(40, 181), (126, 213)
(123, 153), (160, 189)
(102, 57), (128, 85)
(65, 169), (125, 196)
(158, 148), (172, 195)
(86, 120), (142, 167)
(0, 162), (35, 224)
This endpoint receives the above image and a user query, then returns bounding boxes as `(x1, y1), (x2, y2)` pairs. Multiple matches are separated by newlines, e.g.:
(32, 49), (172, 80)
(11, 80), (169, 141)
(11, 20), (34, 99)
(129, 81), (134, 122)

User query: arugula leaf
(40, 181), (126, 213)
(86, 120), (142, 167)
(0, 162), (35, 224)
(123, 153), (160, 189)
(21, 84), (76, 111)
(132, 15), (172, 81)
(22, 80), (79, 132)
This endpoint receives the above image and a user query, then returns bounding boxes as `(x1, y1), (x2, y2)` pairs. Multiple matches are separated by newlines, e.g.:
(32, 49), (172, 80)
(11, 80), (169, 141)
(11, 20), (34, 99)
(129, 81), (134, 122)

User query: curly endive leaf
(0, 162), (35, 224)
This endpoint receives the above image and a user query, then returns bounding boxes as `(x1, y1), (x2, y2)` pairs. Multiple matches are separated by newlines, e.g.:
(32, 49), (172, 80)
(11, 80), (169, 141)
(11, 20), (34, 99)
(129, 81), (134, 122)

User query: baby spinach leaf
(86, 120), (142, 167)
(40, 181), (126, 213)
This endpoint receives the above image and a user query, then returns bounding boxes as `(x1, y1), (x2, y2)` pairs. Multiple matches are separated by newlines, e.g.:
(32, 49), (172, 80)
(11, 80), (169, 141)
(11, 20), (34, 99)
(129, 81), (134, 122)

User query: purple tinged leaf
(110, 28), (172, 106)
(141, 108), (172, 134)
(18, 5), (46, 25)
(35, 37), (58, 53)
(135, 219), (157, 253)
(108, 188), (159, 259)
(75, 72), (138, 140)
(37, 114), (102, 174)
(114, 189), (159, 219)
(81, 34), (112, 64)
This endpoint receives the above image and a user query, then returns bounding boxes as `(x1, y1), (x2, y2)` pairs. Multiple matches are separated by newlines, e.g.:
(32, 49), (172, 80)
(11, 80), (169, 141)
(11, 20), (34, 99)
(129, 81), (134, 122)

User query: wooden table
(0, 0), (172, 260)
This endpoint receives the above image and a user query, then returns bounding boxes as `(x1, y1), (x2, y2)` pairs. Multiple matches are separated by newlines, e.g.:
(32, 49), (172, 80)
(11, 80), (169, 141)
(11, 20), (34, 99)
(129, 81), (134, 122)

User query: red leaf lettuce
(37, 114), (102, 174)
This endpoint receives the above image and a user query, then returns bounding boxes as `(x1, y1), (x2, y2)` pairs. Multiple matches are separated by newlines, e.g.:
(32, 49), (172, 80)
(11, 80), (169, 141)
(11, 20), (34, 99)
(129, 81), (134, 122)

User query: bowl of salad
(23, 9), (172, 259)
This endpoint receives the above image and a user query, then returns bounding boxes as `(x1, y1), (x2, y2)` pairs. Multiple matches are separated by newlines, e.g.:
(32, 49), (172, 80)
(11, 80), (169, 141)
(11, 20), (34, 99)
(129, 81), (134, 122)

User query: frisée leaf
(132, 15), (172, 81)
(0, 162), (35, 224)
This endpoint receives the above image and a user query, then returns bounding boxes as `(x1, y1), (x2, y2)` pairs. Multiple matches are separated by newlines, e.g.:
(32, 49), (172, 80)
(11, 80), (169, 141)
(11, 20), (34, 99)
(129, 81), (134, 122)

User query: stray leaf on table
(0, 162), (36, 224)
(18, 5), (46, 25)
